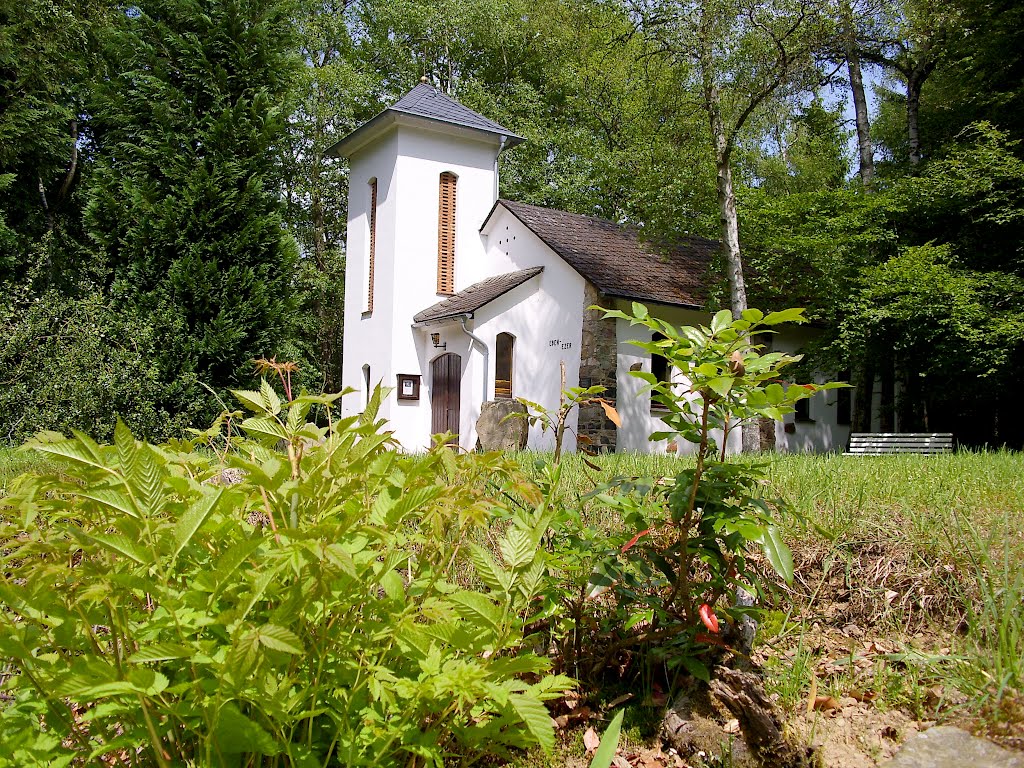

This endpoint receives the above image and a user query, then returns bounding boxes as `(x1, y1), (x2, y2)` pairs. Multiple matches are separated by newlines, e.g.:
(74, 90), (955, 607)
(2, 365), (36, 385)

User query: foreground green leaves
(0, 388), (572, 766)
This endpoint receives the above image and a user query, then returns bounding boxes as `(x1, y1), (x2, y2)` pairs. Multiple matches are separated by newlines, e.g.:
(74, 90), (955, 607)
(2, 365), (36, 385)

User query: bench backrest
(847, 433), (954, 454)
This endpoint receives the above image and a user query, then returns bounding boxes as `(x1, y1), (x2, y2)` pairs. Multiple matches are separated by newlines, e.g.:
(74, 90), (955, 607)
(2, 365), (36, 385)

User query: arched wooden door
(430, 353), (461, 444)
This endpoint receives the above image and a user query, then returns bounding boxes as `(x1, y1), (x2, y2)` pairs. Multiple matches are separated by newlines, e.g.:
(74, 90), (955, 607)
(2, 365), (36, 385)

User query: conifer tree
(86, 0), (301, 422)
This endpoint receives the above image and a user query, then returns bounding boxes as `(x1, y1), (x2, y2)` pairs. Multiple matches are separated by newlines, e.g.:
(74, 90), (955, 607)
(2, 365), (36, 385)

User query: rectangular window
(366, 179), (377, 313)
(495, 333), (514, 399)
(437, 172), (457, 294)
(650, 332), (670, 411)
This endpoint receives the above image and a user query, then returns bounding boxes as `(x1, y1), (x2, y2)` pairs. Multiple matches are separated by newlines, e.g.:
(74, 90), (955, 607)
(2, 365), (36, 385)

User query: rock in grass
(476, 400), (528, 451)
(882, 726), (1024, 768)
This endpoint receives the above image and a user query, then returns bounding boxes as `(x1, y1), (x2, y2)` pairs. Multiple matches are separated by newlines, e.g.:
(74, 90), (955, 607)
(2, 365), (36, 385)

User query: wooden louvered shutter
(367, 179), (377, 312)
(437, 172), (457, 294)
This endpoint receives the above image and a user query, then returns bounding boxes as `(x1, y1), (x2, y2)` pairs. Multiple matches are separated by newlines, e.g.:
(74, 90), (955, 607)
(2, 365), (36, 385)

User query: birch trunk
(843, 17), (874, 186)
(706, 81), (758, 452)
(907, 69), (924, 166)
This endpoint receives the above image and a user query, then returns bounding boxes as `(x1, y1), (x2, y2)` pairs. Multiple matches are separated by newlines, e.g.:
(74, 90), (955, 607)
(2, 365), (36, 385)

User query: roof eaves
(600, 289), (704, 311)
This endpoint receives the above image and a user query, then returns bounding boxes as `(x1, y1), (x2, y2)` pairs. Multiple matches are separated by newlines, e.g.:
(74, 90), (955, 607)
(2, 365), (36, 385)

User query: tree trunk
(852, 360), (875, 433)
(843, 10), (874, 187)
(715, 146), (748, 319)
(707, 86), (757, 452)
(907, 69), (923, 167)
(879, 355), (896, 432)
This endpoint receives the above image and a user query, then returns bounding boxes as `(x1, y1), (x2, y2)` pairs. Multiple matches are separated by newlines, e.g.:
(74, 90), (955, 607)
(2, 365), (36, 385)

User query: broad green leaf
(114, 419), (137, 476)
(500, 528), (534, 570)
(260, 378), (282, 415)
(257, 624), (303, 655)
(509, 693), (555, 753)
(242, 416), (288, 441)
(449, 591), (503, 629)
(741, 308), (764, 323)
(631, 302), (649, 320)
(77, 489), (140, 519)
(128, 444), (164, 516)
(470, 543), (512, 593)
(679, 655), (710, 682)
(232, 389), (267, 414)
(380, 569), (405, 602)
(85, 533), (149, 565)
(589, 709), (625, 768)
(128, 643), (192, 663)
(706, 377), (734, 398)
(214, 703), (279, 755)
(172, 488), (224, 561)
(757, 525), (794, 584)
(391, 484), (443, 521)
(763, 308), (806, 325)
(710, 308), (733, 334)
(30, 437), (111, 473)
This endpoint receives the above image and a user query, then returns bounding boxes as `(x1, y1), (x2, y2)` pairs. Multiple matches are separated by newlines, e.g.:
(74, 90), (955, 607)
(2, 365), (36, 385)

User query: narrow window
(437, 171), (457, 294)
(650, 332), (670, 410)
(795, 396), (813, 422)
(366, 179), (377, 313)
(362, 364), (371, 408)
(651, 332), (670, 385)
(495, 333), (514, 399)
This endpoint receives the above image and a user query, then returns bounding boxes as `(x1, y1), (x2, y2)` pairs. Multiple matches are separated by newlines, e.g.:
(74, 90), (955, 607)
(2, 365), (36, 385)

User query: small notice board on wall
(396, 374), (421, 401)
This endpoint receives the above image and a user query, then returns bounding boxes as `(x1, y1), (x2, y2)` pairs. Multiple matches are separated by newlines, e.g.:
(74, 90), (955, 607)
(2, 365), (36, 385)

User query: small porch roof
(412, 267), (544, 326)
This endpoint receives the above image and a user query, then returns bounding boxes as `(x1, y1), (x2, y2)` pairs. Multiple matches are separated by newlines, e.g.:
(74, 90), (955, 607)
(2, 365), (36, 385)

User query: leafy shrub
(0, 384), (571, 766)
(533, 306), (842, 681)
(0, 290), (194, 443)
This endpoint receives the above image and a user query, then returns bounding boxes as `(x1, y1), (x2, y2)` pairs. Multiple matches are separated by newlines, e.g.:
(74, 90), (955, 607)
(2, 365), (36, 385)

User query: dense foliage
(0, 387), (572, 766)
(1, 0), (1022, 443)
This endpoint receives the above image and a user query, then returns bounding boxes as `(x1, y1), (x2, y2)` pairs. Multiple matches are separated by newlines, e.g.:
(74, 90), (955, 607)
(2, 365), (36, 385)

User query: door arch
(431, 352), (462, 445)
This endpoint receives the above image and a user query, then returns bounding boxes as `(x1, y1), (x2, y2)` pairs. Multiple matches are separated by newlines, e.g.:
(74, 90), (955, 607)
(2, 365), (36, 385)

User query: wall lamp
(430, 332), (446, 350)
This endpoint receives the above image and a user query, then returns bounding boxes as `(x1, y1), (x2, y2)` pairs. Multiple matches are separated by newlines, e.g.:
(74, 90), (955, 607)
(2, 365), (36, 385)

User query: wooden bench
(847, 432), (954, 455)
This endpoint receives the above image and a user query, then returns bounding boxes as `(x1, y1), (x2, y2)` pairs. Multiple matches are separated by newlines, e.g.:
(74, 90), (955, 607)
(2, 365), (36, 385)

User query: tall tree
(856, 0), (960, 167)
(85, 0), (302, 423)
(626, 0), (825, 450)
(0, 0), (112, 291)
(625, 0), (825, 320)
(839, 0), (876, 186)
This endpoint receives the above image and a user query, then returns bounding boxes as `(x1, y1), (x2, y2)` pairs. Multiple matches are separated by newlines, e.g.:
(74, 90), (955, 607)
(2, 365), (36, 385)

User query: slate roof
(327, 84), (525, 157)
(412, 267), (544, 325)
(489, 200), (718, 309)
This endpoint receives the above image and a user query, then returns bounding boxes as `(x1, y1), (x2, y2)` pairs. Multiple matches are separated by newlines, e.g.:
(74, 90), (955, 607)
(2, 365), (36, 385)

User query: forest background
(2, 0), (1023, 448)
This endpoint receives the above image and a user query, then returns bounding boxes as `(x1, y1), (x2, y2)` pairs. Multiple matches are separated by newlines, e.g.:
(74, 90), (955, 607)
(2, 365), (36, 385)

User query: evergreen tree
(86, 0), (301, 423)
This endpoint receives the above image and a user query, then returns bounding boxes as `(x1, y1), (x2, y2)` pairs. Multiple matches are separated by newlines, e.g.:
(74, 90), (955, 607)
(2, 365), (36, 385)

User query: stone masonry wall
(577, 281), (619, 452)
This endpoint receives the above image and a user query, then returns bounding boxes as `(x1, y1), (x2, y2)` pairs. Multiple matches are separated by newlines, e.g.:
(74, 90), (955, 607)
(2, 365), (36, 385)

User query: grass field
(516, 449), (1024, 763)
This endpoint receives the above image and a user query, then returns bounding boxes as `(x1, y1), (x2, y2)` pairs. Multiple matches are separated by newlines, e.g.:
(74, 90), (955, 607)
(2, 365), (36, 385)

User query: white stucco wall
(612, 303), (846, 455)
(771, 325), (851, 453)
(340, 130), (399, 425)
(340, 120), (506, 450)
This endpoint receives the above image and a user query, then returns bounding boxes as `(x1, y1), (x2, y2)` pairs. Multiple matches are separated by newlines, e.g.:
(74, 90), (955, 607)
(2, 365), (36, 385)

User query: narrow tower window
(437, 171), (457, 294)
(495, 332), (514, 399)
(366, 178), (377, 313)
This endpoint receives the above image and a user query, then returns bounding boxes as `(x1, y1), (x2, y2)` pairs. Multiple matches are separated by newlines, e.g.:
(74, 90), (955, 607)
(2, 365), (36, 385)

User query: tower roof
(326, 83), (525, 158)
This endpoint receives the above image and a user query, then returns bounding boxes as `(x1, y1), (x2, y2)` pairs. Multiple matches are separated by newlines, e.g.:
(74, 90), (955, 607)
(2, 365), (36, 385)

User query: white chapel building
(327, 84), (850, 454)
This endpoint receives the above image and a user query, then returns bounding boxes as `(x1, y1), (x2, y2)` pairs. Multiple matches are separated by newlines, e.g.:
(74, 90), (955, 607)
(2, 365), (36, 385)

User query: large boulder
(476, 400), (528, 451)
